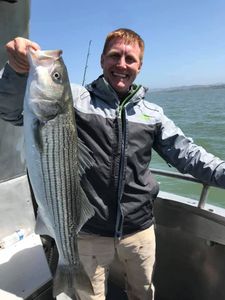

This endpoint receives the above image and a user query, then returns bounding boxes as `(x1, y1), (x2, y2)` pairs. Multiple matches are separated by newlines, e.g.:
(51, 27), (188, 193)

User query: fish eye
(52, 71), (62, 82)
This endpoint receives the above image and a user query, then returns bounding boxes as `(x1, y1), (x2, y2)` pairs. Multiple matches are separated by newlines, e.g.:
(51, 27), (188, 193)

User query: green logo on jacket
(139, 114), (151, 122)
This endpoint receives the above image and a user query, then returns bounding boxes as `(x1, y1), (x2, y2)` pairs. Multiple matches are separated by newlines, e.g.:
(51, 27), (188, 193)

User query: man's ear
(138, 61), (143, 73)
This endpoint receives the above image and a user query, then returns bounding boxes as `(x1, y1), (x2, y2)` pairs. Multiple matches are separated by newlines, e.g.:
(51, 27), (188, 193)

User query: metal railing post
(198, 184), (209, 209)
(150, 168), (224, 209)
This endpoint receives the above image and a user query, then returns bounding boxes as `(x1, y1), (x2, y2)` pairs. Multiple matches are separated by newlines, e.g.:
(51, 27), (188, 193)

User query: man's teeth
(113, 72), (127, 78)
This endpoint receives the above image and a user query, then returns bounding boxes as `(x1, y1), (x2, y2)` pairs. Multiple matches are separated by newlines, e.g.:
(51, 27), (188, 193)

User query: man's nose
(117, 56), (126, 67)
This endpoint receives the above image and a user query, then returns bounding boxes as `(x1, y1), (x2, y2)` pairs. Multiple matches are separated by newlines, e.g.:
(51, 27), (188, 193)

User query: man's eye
(126, 56), (136, 64)
(110, 53), (120, 59)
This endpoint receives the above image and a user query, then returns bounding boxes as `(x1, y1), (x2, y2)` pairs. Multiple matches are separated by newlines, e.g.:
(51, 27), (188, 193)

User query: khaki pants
(76, 226), (155, 300)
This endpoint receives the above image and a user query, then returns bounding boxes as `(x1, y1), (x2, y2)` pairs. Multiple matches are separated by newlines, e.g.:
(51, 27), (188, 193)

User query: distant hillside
(151, 83), (225, 92)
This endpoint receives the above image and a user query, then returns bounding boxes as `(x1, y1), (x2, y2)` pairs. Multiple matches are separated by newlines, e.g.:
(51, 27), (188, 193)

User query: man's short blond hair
(102, 28), (145, 62)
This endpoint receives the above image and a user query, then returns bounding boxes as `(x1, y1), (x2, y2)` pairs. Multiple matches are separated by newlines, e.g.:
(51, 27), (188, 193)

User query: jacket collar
(86, 75), (148, 106)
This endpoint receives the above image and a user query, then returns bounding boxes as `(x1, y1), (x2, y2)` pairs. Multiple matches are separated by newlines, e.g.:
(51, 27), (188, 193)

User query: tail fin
(52, 262), (93, 298)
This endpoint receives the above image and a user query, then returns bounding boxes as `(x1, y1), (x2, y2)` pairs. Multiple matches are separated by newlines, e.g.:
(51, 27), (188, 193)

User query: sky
(30, 0), (225, 89)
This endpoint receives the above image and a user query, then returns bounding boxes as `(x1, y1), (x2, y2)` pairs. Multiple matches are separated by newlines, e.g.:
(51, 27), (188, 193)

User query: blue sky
(30, 0), (225, 89)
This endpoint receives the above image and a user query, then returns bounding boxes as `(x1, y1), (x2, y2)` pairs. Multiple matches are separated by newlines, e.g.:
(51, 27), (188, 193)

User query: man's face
(101, 38), (142, 98)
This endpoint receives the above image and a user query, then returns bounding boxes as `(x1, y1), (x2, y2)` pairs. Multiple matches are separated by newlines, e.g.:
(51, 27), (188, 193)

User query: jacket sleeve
(0, 63), (28, 125)
(153, 106), (225, 189)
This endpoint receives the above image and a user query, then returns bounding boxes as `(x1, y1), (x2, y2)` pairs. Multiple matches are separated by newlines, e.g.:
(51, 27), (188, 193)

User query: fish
(23, 47), (95, 297)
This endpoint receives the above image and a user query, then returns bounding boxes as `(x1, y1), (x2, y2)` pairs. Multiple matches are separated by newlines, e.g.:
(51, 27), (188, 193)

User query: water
(146, 85), (225, 208)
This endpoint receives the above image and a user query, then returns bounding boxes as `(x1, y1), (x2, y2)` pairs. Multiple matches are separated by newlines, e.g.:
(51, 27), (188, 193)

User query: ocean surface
(146, 85), (225, 208)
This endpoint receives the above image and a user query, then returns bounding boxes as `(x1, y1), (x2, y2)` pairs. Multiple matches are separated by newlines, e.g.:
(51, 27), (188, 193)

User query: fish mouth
(27, 47), (63, 66)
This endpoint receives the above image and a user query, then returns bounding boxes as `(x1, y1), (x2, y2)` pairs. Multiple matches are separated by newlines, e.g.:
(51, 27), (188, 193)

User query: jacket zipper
(115, 85), (141, 239)
(115, 107), (126, 238)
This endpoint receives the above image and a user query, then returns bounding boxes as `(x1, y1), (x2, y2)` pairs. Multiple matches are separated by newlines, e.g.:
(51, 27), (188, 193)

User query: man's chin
(114, 88), (130, 99)
(113, 83), (129, 94)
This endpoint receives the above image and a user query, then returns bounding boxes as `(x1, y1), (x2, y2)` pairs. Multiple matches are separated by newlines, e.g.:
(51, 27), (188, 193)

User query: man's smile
(112, 72), (127, 78)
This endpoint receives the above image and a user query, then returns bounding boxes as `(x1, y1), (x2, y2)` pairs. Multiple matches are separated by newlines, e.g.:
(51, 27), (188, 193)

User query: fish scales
(41, 117), (76, 251)
(23, 48), (95, 297)
(40, 119), (80, 287)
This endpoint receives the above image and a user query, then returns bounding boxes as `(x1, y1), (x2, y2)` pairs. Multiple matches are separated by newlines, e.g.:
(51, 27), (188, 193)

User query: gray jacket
(1, 64), (225, 237)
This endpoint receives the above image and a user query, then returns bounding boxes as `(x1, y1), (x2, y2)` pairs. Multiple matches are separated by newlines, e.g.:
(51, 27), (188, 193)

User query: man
(0, 28), (225, 300)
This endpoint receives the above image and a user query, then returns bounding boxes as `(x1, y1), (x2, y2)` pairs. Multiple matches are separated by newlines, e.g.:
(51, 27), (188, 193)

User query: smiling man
(100, 30), (143, 98)
(1, 28), (225, 300)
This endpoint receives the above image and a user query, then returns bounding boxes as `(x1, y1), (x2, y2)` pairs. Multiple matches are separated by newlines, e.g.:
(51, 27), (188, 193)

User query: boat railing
(150, 168), (224, 209)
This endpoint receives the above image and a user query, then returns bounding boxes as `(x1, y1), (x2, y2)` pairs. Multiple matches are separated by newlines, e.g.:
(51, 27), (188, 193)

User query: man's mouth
(112, 72), (128, 78)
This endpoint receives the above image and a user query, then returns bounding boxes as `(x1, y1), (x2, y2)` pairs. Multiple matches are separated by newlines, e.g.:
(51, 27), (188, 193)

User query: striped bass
(23, 48), (95, 297)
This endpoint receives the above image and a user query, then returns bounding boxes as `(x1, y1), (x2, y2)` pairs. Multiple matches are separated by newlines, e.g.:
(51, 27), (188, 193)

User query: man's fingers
(5, 37), (41, 73)
(7, 47), (28, 66)
(7, 51), (29, 73)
